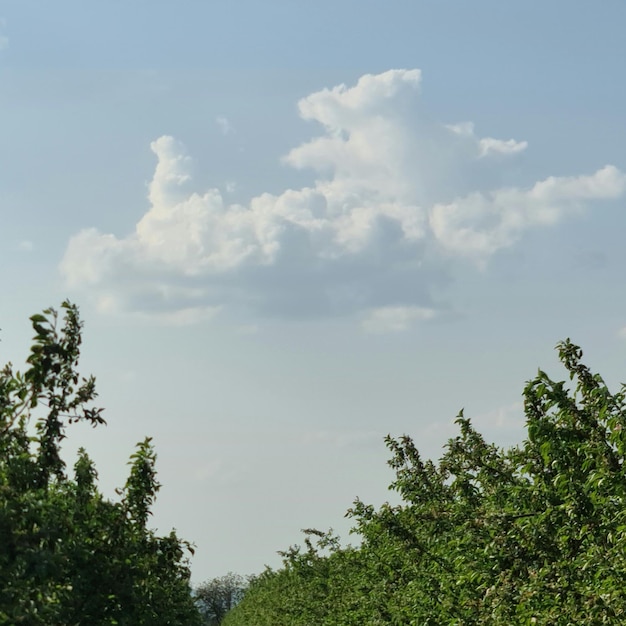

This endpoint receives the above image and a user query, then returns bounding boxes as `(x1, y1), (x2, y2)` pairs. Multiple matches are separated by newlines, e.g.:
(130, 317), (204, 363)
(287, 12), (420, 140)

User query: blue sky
(2, 1), (626, 582)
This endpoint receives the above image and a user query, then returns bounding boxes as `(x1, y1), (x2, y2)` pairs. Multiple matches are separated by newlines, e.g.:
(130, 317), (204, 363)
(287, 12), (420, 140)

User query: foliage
(195, 572), (250, 625)
(225, 340), (626, 625)
(0, 302), (201, 625)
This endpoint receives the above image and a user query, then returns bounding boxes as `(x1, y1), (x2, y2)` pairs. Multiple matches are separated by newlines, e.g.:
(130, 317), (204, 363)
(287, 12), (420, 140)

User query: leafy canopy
(195, 572), (250, 625)
(0, 302), (201, 625)
(226, 340), (626, 625)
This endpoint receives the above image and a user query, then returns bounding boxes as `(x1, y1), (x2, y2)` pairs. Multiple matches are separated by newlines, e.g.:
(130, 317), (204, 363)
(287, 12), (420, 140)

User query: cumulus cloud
(60, 69), (626, 328)
(446, 122), (528, 157)
(430, 165), (624, 261)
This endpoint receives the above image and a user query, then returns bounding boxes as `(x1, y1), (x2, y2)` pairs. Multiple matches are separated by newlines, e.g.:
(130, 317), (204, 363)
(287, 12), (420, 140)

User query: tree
(0, 302), (202, 625)
(195, 572), (249, 625)
(225, 340), (626, 624)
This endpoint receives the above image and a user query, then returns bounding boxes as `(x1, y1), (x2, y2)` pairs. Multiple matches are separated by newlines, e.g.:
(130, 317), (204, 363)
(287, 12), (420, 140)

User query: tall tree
(0, 302), (202, 625)
(195, 572), (249, 625)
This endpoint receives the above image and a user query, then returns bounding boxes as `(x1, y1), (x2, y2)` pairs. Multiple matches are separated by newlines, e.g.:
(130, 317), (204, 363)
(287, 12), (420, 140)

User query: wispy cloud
(472, 402), (525, 434)
(419, 402), (526, 453)
(216, 115), (233, 135)
(446, 122), (528, 158)
(299, 429), (383, 449)
(60, 69), (626, 328)
(361, 306), (436, 333)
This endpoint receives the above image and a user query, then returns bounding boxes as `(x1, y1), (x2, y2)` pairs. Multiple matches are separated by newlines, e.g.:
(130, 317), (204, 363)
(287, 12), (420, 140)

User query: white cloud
(446, 122), (528, 157)
(361, 306), (436, 333)
(472, 402), (525, 433)
(194, 459), (223, 483)
(60, 69), (626, 327)
(418, 401), (526, 454)
(136, 306), (221, 327)
(479, 137), (528, 157)
(92, 288), (220, 326)
(430, 165), (625, 261)
(216, 115), (233, 135)
(300, 429), (383, 449)
(18, 240), (34, 252)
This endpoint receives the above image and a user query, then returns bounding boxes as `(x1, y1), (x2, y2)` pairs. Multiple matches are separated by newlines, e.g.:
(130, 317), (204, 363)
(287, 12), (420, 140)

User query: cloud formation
(215, 115), (233, 135)
(61, 69), (626, 328)
(361, 306), (436, 333)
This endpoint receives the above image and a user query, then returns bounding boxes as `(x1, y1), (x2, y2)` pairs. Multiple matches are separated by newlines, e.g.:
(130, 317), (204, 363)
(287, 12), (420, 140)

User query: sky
(1, 1), (626, 583)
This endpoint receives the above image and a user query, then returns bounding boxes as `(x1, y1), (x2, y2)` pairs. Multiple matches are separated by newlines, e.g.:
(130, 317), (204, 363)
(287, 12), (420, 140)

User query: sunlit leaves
(225, 340), (626, 625)
(0, 303), (201, 625)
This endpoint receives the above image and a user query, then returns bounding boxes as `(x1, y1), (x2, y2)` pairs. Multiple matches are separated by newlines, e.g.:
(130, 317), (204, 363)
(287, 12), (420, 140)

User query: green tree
(0, 302), (201, 625)
(195, 572), (249, 625)
(226, 340), (626, 625)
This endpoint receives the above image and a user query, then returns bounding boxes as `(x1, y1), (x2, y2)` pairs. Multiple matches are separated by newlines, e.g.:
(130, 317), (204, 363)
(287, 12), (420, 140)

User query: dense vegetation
(195, 572), (250, 625)
(225, 340), (626, 625)
(0, 303), (201, 625)
(5, 303), (626, 623)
